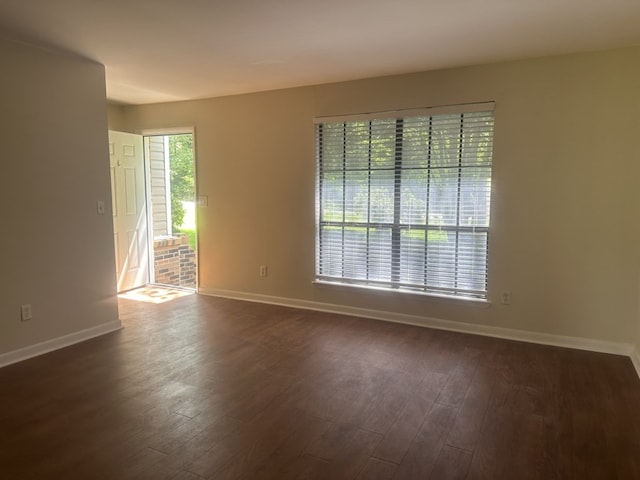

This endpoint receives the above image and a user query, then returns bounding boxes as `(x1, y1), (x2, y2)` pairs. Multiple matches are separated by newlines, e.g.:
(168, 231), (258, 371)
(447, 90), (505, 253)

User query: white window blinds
(315, 103), (495, 299)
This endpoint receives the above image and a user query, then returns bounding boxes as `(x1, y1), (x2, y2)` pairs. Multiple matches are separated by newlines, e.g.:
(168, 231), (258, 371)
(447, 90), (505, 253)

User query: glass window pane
(320, 123), (345, 171)
(370, 119), (396, 170)
(400, 169), (427, 224)
(403, 116), (430, 169)
(457, 232), (488, 292)
(369, 170), (394, 223)
(320, 172), (344, 222)
(368, 227), (392, 281)
(400, 229), (426, 285)
(426, 229), (456, 289)
(344, 171), (369, 223)
(345, 121), (370, 170)
(343, 226), (368, 279)
(459, 167), (491, 227)
(430, 114), (461, 169)
(319, 226), (344, 277)
(428, 168), (459, 226)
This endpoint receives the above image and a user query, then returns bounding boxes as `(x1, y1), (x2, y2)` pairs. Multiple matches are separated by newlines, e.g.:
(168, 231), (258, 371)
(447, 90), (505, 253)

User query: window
(315, 103), (494, 300)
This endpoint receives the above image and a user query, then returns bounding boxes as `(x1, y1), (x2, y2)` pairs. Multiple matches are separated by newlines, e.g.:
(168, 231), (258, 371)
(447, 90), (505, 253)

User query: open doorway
(144, 132), (197, 290)
(109, 129), (197, 295)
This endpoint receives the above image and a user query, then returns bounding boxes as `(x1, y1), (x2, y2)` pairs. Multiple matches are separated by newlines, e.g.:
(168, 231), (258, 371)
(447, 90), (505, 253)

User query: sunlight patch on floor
(118, 285), (194, 304)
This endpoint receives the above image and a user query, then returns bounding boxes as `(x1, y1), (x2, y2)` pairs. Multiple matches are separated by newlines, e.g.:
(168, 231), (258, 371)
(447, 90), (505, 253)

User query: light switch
(97, 200), (105, 215)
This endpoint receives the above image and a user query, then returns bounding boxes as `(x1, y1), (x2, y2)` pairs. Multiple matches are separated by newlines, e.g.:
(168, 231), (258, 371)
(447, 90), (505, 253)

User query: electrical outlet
(501, 291), (512, 305)
(259, 265), (268, 277)
(21, 304), (33, 321)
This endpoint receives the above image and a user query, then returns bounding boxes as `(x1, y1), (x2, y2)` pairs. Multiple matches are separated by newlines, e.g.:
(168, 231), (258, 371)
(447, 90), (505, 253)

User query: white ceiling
(1, 0), (639, 105)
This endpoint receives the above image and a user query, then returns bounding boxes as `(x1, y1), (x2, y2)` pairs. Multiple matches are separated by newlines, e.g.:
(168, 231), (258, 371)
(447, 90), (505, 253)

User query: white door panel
(109, 131), (149, 292)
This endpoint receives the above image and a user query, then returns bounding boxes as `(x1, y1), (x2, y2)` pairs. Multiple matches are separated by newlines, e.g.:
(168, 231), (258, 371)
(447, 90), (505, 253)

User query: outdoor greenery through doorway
(169, 134), (196, 249)
(146, 132), (197, 289)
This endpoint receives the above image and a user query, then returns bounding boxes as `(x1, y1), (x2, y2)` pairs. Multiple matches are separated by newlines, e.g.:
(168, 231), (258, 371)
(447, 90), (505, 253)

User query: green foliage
(176, 227), (196, 250)
(169, 134), (194, 231)
(171, 196), (185, 230)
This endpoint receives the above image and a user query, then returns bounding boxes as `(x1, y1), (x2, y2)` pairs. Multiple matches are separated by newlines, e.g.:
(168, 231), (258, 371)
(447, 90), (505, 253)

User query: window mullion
(454, 114), (464, 291)
(317, 125), (324, 275)
(424, 116), (432, 289)
(391, 118), (403, 284)
(366, 121), (372, 280)
(341, 122), (347, 279)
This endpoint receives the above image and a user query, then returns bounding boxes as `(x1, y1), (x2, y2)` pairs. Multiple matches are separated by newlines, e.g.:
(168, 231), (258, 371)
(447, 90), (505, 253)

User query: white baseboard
(0, 320), (123, 368)
(200, 287), (635, 359)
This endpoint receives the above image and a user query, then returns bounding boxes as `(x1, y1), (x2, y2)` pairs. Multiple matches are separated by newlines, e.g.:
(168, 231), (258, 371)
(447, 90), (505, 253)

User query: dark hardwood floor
(1, 293), (639, 479)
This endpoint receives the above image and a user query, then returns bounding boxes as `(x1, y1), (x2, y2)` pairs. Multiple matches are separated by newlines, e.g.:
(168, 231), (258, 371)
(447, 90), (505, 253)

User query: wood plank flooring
(1, 294), (639, 479)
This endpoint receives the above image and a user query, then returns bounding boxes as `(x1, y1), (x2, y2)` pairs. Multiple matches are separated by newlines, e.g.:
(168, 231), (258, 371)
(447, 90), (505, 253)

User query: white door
(109, 131), (149, 292)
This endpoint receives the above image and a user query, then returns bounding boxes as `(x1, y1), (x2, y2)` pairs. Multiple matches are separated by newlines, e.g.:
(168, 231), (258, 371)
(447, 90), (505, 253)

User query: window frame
(314, 102), (495, 301)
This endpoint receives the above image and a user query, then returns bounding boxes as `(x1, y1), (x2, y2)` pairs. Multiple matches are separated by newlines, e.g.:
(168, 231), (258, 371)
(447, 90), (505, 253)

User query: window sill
(313, 280), (492, 307)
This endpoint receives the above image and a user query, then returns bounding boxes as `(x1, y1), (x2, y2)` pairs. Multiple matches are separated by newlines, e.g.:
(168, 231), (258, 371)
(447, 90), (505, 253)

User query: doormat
(118, 285), (194, 304)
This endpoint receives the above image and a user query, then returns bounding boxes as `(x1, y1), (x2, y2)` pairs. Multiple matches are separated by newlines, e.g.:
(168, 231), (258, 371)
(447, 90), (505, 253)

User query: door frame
(141, 127), (199, 291)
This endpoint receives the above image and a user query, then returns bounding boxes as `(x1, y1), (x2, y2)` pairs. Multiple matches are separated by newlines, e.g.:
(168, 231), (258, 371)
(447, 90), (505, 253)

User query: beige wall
(0, 35), (119, 356)
(107, 103), (126, 131)
(117, 47), (640, 345)
(637, 282), (640, 357)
